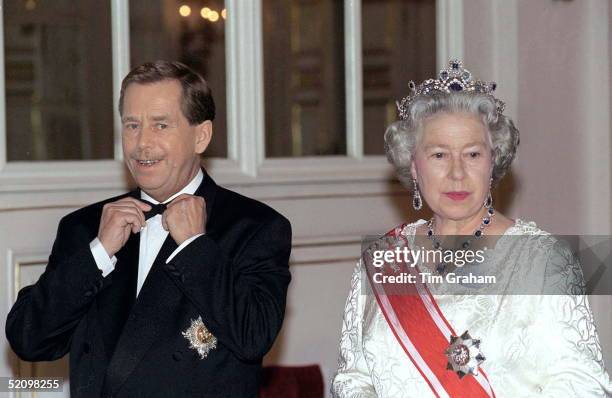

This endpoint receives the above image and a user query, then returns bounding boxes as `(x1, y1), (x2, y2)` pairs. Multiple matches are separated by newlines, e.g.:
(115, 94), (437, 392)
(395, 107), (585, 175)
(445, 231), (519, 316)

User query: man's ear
(195, 120), (213, 154)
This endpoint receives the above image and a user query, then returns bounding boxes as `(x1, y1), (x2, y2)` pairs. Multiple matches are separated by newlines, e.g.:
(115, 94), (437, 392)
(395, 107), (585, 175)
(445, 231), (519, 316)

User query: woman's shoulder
(503, 218), (567, 258)
(503, 218), (562, 253)
(505, 218), (551, 236)
(503, 219), (586, 295)
(360, 220), (428, 266)
(396, 219), (428, 237)
(505, 219), (565, 260)
(397, 218), (551, 237)
(389, 218), (551, 236)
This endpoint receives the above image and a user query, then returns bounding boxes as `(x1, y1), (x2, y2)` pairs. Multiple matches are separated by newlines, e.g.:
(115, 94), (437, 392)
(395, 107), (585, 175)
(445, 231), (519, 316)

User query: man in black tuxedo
(6, 61), (292, 397)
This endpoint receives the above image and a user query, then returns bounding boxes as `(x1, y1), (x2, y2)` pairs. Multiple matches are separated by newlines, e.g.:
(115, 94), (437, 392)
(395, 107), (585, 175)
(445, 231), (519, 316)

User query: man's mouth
(136, 159), (161, 167)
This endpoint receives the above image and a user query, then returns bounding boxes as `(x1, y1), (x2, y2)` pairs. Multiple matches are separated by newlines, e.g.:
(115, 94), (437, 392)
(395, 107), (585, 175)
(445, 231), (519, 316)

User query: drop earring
(484, 178), (493, 208)
(412, 178), (423, 211)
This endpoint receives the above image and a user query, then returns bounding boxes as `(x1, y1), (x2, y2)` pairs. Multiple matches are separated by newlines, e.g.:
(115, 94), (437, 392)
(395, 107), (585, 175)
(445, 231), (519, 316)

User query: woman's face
(411, 112), (493, 222)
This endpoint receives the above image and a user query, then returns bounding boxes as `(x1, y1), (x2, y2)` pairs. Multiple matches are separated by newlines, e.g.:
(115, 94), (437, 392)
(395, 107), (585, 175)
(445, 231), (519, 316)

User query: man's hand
(162, 194), (207, 245)
(98, 198), (151, 257)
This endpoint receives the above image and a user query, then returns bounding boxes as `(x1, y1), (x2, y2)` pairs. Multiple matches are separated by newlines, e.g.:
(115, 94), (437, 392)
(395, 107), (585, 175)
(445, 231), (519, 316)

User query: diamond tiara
(396, 59), (506, 120)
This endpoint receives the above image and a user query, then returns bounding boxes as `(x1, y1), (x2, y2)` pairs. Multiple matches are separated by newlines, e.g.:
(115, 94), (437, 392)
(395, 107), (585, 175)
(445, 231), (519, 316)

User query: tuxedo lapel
(103, 235), (179, 395)
(102, 169), (219, 394)
(96, 189), (140, 361)
(196, 168), (218, 236)
(96, 232), (139, 361)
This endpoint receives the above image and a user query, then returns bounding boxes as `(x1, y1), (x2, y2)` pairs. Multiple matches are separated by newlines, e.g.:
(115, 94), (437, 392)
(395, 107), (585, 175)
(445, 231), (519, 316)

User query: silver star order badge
(182, 316), (217, 359)
(445, 330), (486, 378)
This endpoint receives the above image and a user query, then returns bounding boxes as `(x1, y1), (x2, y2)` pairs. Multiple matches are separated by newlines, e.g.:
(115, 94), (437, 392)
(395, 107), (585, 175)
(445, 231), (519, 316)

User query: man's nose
(137, 125), (154, 149)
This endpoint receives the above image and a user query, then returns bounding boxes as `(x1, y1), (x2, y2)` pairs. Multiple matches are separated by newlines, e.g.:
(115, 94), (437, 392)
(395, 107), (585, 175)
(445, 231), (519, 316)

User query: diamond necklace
(426, 207), (495, 274)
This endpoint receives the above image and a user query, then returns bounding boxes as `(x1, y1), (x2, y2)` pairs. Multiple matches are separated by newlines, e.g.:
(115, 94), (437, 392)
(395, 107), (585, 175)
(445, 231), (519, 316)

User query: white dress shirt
(90, 169), (204, 296)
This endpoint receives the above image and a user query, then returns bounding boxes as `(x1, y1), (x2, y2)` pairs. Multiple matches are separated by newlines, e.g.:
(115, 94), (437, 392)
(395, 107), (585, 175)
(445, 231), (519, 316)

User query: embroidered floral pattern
(331, 220), (612, 397)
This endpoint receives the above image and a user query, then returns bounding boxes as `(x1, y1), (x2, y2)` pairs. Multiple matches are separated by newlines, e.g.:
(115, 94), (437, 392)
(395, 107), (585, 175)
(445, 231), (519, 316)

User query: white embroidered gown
(332, 219), (612, 397)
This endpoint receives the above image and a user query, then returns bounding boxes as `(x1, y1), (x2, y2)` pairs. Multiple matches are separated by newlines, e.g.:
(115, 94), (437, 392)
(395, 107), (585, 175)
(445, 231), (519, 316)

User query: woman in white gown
(331, 60), (612, 397)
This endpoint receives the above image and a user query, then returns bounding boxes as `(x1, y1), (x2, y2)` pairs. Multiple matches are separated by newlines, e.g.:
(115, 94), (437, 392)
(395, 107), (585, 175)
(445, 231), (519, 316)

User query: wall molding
(5, 248), (68, 395)
(436, 0), (464, 68)
(344, 0), (364, 158)
(225, 0), (265, 175)
(110, 0), (131, 160)
(0, 156), (406, 211)
(291, 235), (362, 266)
(6, 248), (48, 310)
(491, 0), (519, 121)
(580, 0), (611, 234)
(0, 174), (409, 212)
(0, 1), (7, 168)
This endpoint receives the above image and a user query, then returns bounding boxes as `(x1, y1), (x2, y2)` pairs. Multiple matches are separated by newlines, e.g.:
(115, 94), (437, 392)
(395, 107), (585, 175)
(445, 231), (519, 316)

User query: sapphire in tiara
(449, 82), (463, 92)
(396, 59), (506, 120)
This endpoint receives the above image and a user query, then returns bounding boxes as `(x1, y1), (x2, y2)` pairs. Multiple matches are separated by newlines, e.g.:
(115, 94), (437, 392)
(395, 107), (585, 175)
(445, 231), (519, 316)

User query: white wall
(464, 0), (612, 375)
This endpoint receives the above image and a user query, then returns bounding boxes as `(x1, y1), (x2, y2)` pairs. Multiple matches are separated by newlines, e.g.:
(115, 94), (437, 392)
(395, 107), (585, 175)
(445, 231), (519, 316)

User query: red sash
(362, 225), (496, 398)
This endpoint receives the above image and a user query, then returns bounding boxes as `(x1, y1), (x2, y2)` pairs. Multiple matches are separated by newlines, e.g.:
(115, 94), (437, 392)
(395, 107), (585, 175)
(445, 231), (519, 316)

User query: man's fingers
(116, 211), (144, 231)
(167, 194), (205, 206)
(115, 197), (152, 212)
(124, 223), (136, 237)
(109, 204), (146, 227)
(134, 199), (153, 212)
(165, 194), (193, 208)
(161, 213), (169, 231)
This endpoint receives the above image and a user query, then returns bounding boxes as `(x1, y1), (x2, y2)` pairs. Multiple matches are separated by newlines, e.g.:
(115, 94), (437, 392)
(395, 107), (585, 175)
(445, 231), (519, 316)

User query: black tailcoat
(6, 170), (292, 397)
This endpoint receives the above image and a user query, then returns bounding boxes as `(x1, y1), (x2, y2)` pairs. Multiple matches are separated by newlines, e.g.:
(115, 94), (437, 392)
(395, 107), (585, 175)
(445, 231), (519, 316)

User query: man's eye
(433, 152), (445, 159)
(156, 123), (168, 130)
(469, 152), (481, 158)
(125, 123), (139, 130)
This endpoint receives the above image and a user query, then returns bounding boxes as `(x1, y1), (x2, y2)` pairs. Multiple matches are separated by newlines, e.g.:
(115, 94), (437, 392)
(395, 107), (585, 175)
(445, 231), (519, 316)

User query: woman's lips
(444, 191), (470, 201)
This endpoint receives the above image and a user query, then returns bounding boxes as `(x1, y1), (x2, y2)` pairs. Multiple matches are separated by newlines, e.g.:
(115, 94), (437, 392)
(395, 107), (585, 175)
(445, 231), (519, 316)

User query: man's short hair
(119, 60), (215, 124)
